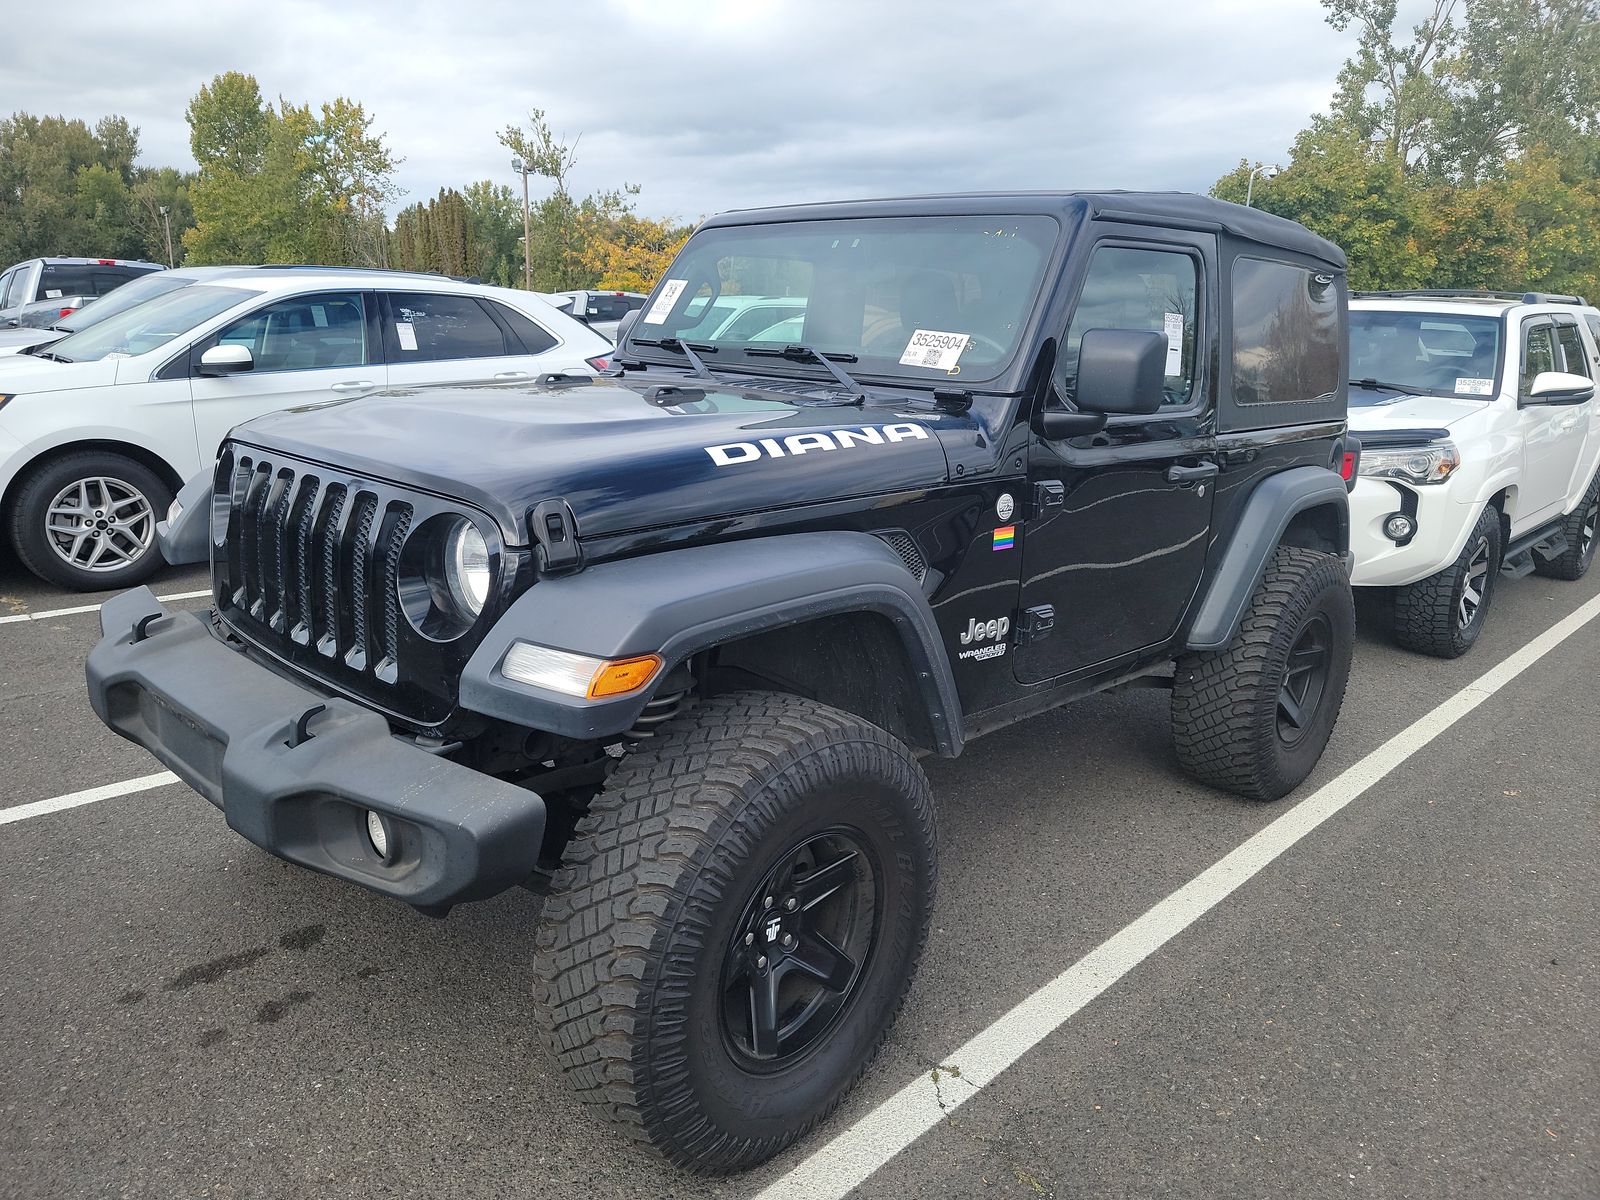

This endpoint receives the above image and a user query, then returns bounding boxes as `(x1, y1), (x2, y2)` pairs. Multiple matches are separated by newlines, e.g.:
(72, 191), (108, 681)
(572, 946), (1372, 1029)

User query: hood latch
(530, 498), (584, 576)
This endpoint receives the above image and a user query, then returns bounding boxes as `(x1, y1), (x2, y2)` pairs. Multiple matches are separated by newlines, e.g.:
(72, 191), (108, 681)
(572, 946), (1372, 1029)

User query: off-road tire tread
(1392, 506), (1500, 657)
(533, 690), (935, 1173)
(1171, 546), (1352, 801)
(1533, 471), (1600, 581)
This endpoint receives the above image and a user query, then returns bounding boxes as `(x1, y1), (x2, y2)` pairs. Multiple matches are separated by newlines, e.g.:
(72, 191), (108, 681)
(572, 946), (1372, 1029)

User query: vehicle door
(1516, 316), (1590, 525)
(186, 290), (384, 463)
(1551, 317), (1599, 504)
(379, 290), (563, 387)
(1015, 231), (1217, 684)
(0, 267), (32, 324)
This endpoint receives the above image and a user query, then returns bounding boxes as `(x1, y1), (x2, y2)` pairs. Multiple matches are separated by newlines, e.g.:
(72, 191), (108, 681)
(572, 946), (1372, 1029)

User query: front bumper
(85, 587), (546, 911)
(1348, 476), (1473, 588)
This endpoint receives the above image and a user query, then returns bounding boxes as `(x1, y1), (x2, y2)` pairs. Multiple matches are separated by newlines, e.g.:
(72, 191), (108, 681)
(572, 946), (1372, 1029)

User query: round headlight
(443, 520), (490, 617)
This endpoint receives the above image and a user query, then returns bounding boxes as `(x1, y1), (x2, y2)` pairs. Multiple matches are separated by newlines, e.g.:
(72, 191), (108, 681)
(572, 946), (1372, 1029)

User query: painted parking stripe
(0, 772), (179, 826)
(0, 589), (210, 626)
(755, 590), (1600, 1200)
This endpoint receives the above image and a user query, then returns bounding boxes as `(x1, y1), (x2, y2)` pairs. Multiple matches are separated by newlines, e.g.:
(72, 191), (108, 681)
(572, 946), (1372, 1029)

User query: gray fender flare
(1184, 465), (1350, 651)
(459, 531), (965, 754)
(156, 469), (213, 566)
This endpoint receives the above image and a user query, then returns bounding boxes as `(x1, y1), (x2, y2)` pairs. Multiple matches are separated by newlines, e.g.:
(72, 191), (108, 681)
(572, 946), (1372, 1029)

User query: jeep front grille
(213, 444), (507, 727)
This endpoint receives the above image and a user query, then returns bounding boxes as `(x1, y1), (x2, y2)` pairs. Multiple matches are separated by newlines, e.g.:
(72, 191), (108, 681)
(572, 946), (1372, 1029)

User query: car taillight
(586, 355), (610, 371)
(58, 306), (77, 318)
(1340, 452), (1355, 481)
(96, 259), (116, 265)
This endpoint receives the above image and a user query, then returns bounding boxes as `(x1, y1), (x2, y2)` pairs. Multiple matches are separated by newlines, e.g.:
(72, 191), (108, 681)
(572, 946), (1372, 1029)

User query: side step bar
(1501, 526), (1569, 578)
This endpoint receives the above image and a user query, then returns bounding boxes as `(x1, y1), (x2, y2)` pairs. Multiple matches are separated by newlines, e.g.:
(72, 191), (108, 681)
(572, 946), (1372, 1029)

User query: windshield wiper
(27, 348), (70, 362)
(631, 337), (718, 379)
(1349, 377), (1428, 396)
(744, 344), (865, 402)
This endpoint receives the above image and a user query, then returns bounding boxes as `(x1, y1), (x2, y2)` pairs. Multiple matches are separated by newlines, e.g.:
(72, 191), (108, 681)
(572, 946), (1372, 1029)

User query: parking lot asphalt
(1, 548), (1595, 1200)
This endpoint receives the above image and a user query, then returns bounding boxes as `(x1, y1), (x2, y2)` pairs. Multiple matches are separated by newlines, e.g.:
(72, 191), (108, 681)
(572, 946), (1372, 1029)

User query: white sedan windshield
(45, 285), (259, 363)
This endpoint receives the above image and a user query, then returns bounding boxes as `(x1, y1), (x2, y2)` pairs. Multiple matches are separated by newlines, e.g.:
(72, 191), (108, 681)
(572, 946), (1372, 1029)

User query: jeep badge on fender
(89, 192), (1356, 1174)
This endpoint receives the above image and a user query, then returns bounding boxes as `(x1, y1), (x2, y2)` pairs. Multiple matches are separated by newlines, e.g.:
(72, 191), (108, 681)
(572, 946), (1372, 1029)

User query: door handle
(330, 381), (375, 393)
(1167, 462), (1219, 485)
(493, 370), (532, 381)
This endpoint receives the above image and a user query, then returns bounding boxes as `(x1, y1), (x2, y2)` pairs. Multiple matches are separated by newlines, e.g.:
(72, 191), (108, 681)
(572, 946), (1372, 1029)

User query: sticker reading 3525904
(643, 278), (689, 325)
(900, 329), (970, 371)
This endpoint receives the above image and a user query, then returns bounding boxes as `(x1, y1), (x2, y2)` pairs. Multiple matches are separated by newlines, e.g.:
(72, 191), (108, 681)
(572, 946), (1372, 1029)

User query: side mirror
(197, 343), (253, 377)
(614, 309), (641, 345)
(1524, 370), (1594, 406)
(1074, 328), (1168, 415)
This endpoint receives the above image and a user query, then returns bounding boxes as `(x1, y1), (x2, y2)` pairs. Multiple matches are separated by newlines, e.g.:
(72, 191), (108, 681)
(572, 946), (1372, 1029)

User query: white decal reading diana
(396, 322), (418, 351)
(643, 278), (688, 325)
(1455, 377), (1494, 396)
(1163, 312), (1184, 376)
(899, 329), (970, 371)
(705, 422), (930, 467)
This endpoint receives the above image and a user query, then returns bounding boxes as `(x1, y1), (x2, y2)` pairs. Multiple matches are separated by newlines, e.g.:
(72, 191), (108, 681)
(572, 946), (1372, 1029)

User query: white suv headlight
(1358, 441), (1460, 486)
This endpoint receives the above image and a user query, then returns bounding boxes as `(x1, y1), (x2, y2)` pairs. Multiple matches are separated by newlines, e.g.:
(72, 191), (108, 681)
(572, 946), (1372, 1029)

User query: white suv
(1348, 291), (1600, 656)
(0, 268), (612, 590)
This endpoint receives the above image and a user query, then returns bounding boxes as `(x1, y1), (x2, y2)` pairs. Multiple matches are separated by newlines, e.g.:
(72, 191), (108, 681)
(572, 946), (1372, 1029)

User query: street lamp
(512, 157), (534, 291)
(158, 204), (174, 266)
(1245, 163), (1283, 208)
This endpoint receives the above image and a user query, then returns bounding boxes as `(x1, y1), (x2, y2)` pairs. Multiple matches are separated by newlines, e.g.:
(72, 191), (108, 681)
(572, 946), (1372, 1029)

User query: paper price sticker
(1163, 312), (1184, 376)
(899, 329), (970, 371)
(396, 322), (418, 351)
(1455, 377), (1494, 396)
(643, 278), (689, 325)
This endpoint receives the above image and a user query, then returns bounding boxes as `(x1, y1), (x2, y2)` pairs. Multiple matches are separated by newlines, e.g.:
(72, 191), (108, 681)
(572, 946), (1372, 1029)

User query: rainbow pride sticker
(992, 525), (1015, 551)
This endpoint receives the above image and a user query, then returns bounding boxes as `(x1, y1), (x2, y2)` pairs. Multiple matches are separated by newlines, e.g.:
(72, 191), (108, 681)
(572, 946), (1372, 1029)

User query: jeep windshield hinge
(530, 498), (583, 576)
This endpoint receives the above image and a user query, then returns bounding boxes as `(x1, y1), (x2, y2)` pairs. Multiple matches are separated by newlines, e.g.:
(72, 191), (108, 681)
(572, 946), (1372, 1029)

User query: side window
(489, 301), (558, 354)
(1585, 314), (1600, 351)
(3, 269), (30, 309)
(1522, 322), (1557, 392)
(1063, 245), (1200, 407)
(1554, 322), (1590, 379)
(1231, 258), (1340, 405)
(385, 292), (509, 362)
(209, 293), (368, 374)
(0, 271), (13, 310)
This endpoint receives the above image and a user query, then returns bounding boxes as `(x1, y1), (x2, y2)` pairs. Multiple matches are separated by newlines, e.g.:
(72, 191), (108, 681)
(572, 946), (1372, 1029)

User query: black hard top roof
(701, 191), (1346, 271)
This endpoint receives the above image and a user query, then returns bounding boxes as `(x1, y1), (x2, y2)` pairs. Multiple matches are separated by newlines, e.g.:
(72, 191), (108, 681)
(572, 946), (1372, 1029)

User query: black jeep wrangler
(88, 192), (1356, 1172)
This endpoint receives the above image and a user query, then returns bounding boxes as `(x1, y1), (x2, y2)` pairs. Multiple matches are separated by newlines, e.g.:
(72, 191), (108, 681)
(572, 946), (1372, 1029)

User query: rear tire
(534, 691), (937, 1173)
(8, 451), (171, 592)
(1172, 546), (1354, 801)
(1392, 505), (1501, 658)
(1533, 473), (1600, 581)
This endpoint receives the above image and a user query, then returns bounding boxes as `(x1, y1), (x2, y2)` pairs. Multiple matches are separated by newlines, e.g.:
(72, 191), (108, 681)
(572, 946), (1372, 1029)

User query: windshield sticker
(1163, 313), (1184, 376)
(705, 422), (930, 467)
(396, 322), (418, 352)
(1455, 377), (1494, 396)
(311, 305), (328, 328)
(45, 289), (62, 299)
(643, 278), (688, 325)
(899, 329), (970, 371)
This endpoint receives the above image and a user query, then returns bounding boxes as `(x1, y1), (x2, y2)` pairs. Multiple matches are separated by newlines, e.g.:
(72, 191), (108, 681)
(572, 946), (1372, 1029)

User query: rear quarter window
(1231, 258), (1340, 405)
(37, 265), (154, 299)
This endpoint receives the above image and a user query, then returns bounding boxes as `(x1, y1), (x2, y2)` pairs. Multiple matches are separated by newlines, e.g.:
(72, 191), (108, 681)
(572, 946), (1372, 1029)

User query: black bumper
(85, 587), (546, 911)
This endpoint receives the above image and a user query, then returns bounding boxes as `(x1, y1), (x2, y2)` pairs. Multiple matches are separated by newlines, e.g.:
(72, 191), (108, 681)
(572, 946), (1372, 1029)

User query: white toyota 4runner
(1348, 291), (1600, 657)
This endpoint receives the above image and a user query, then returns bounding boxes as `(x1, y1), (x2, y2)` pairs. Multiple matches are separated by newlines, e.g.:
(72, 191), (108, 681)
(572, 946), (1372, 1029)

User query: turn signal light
(587, 655), (662, 698)
(501, 641), (663, 699)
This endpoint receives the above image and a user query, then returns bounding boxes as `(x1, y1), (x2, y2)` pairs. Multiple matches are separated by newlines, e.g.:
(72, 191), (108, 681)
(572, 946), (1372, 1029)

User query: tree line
(1213, 0), (1600, 295)
(0, 76), (690, 293)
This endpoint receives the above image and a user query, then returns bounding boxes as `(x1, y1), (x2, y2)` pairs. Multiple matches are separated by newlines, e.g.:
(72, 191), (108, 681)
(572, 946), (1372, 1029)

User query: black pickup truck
(89, 192), (1356, 1172)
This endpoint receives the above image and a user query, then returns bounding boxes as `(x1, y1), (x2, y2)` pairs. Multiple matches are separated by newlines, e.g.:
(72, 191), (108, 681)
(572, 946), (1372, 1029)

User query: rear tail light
(1339, 452), (1355, 482)
(58, 306), (77, 318)
(96, 259), (117, 265)
(586, 355), (610, 371)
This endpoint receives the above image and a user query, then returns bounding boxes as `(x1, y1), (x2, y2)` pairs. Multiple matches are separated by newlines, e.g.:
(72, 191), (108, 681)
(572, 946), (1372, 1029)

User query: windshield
(45, 285), (258, 362)
(630, 214), (1059, 383)
(1349, 309), (1503, 402)
(54, 271), (210, 333)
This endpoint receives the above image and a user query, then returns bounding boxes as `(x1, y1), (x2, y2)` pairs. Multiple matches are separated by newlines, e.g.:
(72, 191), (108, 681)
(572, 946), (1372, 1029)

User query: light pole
(512, 157), (534, 291)
(158, 204), (174, 266)
(1245, 163), (1283, 208)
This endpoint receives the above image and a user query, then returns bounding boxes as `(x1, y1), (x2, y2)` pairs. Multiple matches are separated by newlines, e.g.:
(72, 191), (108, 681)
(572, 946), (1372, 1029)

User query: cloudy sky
(2, 0), (1356, 221)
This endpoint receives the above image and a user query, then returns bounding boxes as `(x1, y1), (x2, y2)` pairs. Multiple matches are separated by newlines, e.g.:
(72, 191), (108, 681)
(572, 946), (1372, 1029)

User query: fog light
(1384, 513), (1415, 542)
(366, 809), (395, 862)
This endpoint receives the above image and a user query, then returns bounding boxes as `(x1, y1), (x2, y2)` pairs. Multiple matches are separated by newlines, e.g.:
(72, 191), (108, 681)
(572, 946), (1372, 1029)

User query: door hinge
(1033, 479), (1065, 520)
(1016, 604), (1055, 645)
(530, 498), (583, 576)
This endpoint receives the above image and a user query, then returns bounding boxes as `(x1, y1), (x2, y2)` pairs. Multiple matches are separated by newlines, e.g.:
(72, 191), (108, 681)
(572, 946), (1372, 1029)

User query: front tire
(1392, 505), (1501, 658)
(8, 451), (172, 591)
(535, 691), (937, 1173)
(1533, 473), (1600, 581)
(1172, 546), (1355, 801)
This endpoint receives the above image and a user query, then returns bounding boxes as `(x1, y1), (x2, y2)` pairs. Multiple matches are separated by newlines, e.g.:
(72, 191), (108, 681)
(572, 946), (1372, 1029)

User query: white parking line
(755, 590), (1600, 1200)
(0, 589), (210, 626)
(0, 771), (178, 826)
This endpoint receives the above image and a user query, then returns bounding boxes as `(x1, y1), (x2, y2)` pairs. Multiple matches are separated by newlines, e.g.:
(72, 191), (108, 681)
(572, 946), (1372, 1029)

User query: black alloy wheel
(1276, 613), (1332, 747)
(721, 829), (878, 1069)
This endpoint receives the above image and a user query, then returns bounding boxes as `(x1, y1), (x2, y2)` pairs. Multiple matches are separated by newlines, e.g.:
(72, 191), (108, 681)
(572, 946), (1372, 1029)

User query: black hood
(231, 378), (958, 544)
